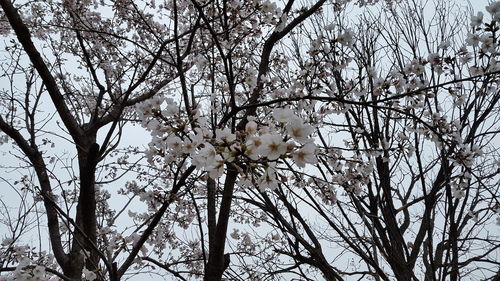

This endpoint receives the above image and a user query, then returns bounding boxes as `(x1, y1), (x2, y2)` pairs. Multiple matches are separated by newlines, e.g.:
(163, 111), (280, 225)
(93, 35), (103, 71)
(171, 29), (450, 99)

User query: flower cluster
(137, 90), (320, 190)
(0, 239), (57, 281)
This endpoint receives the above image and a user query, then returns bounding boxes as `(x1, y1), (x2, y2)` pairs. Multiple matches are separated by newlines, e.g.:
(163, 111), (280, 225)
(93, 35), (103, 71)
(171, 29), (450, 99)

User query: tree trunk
(72, 139), (100, 277)
(204, 166), (238, 281)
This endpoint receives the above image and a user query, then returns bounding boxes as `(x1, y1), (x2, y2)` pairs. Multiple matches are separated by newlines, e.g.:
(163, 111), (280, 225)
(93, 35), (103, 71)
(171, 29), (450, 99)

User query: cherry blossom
(257, 165), (279, 191)
(285, 119), (314, 144)
(486, 2), (500, 20)
(192, 144), (218, 169)
(271, 108), (295, 123)
(292, 142), (318, 168)
(245, 120), (258, 135)
(0, 0), (499, 280)
(470, 11), (484, 27)
(257, 133), (287, 161)
(215, 128), (236, 143)
(82, 267), (97, 281)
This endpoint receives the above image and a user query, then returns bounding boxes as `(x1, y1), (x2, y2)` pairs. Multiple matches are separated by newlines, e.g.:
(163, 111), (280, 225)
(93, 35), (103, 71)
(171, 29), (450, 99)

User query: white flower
(459, 52), (473, 64)
(324, 23), (335, 31)
(372, 78), (386, 95)
(192, 144), (218, 168)
(165, 135), (183, 151)
(183, 138), (198, 155)
(337, 29), (354, 47)
(229, 0), (242, 8)
(272, 108), (295, 123)
(438, 40), (451, 50)
(146, 119), (161, 132)
(207, 155), (224, 179)
(83, 267), (97, 281)
(469, 66), (483, 76)
(1, 237), (14, 246)
(468, 211), (479, 222)
(230, 229), (241, 240)
(465, 32), (481, 46)
(452, 187), (465, 199)
(258, 166), (279, 191)
(292, 143), (318, 168)
(286, 120), (314, 144)
(245, 120), (258, 134)
(258, 133), (287, 160)
(486, 2), (500, 20)
(470, 11), (483, 27)
(245, 69), (258, 89)
(194, 55), (207, 70)
(191, 143), (226, 179)
(261, 0), (277, 14)
(215, 128), (236, 142)
(480, 36), (496, 54)
(366, 66), (377, 78)
(32, 265), (46, 279)
(163, 100), (179, 116)
(245, 136), (263, 160)
(428, 53), (440, 66)
(275, 13), (287, 32)
(0, 134), (9, 145)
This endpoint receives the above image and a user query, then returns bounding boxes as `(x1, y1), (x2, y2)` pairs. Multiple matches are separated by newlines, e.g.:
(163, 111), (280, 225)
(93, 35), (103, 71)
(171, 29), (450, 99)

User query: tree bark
(204, 166), (238, 281)
(73, 141), (100, 275)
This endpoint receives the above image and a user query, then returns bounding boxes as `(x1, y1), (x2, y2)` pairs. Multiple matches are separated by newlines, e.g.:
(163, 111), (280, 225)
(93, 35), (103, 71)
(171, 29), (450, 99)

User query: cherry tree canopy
(0, 0), (499, 280)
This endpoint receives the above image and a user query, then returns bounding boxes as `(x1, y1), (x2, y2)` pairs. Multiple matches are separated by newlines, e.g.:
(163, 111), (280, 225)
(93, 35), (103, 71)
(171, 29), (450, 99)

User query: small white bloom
(164, 101), (179, 116)
(275, 13), (287, 32)
(83, 267), (97, 281)
(366, 66), (377, 78)
(480, 36), (496, 54)
(486, 2), (500, 20)
(272, 108), (295, 123)
(286, 120), (314, 144)
(438, 40), (451, 50)
(452, 187), (465, 199)
(468, 211), (479, 222)
(459, 52), (473, 64)
(245, 121), (258, 134)
(245, 136), (263, 160)
(258, 166), (279, 191)
(324, 23), (335, 31)
(261, 0), (277, 13)
(470, 11), (483, 27)
(192, 144), (218, 168)
(337, 29), (354, 47)
(230, 229), (241, 240)
(1, 237), (14, 246)
(292, 143), (318, 168)
(469, 66), (483, 76)
(194, 55), (207, 70)
(258, 133), (287, 160)
(146, 119), (161, 132)
(183, 138), (199, 155)
(207, 155), (224, 179)
(428, 53), (441, 66)
(465, 32), (481, 46)
(165, 135), (183, 151)
(31, 265), (46, 279)
(215, 128), (236, 142)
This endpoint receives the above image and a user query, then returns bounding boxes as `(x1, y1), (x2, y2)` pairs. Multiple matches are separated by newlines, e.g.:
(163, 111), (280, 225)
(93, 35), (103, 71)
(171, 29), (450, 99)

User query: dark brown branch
(0, 115), (69, 269)
(117, 165), (196, 278)
(0, 0), (82, 138)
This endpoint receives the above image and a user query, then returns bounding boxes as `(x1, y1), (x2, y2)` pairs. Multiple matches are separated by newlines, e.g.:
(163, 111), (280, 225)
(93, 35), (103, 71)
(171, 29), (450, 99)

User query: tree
(0, 0), (499, 281)
(0, 0), (203, 279)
